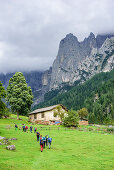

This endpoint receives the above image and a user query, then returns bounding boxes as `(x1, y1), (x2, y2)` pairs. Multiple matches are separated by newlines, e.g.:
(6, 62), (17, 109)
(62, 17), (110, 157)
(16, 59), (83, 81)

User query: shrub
(107, 127), (114, 133)
(63, 109), (79, 127)
(88, 127), (93, 131)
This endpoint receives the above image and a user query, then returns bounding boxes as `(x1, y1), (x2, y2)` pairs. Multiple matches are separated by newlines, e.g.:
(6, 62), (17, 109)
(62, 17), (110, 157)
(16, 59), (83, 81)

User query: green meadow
(0, 116), (114, 170)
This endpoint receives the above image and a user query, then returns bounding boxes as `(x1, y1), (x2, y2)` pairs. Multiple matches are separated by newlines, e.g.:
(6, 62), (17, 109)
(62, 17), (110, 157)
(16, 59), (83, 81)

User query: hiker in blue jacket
(43, 136), (46, 148)
(22, 124), (25, 132)
(48, 137), (52, 149)
(30, 126), (33, 133)
(36, 132), (40, 142)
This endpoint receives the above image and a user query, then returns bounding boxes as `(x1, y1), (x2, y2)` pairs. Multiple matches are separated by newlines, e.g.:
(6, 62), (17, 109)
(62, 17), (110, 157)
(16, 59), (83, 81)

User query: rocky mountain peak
(96, 34), (114, 48)
(81, 32), (97, 55)
(65, 33), (78, 40)
(50, 33), (114, 90)
(59, 33), (79, 48)
(89, 32), (95, 38)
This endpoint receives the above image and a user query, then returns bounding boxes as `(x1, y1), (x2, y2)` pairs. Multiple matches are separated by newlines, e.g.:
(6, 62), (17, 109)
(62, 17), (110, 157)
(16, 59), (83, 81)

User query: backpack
(36, 132), (40, 136)
(43, 137), (46, 141)
(40, 139), (43, 145)
(15, 125), (18, 128)
(45, 135), (48, 139)
(48, 138), (52, 143)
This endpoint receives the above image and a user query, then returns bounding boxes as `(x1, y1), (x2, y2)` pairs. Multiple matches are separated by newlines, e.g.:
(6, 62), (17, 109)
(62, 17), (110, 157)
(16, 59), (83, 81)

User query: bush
(2, 109), (10, 118)
(63, 109), (79, 127)
(107, 127), (114, 133)
(88, 127), (93, 131)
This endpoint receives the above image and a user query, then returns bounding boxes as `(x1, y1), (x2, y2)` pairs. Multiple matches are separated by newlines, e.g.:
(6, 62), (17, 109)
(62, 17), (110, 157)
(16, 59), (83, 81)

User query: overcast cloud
(0, 0), (114, 73)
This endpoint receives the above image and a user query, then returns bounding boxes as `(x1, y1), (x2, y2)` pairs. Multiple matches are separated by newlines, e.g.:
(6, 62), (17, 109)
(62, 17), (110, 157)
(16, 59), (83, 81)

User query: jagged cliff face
(50, 33), (114, 89)
(33, 67), (52, 105)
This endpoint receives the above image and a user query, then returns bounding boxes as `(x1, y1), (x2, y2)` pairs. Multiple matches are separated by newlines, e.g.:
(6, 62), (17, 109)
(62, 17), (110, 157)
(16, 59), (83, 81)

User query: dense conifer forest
(33, 70), (114, 124)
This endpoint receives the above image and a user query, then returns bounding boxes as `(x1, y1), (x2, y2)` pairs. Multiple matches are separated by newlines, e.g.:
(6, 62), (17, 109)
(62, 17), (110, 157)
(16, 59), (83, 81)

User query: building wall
(29, 114), (34, 122)
(79, 120), (88, 125)
(29, 109), (63, 122)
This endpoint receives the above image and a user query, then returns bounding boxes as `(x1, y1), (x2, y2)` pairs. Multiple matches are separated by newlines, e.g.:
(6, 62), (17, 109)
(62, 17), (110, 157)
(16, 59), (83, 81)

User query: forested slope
(33, 70), (114, 123)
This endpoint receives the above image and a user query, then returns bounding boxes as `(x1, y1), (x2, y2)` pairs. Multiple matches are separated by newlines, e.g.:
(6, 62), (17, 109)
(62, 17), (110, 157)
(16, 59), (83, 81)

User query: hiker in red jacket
(40, 135), (43, 152)
(25, 126), (28, 132)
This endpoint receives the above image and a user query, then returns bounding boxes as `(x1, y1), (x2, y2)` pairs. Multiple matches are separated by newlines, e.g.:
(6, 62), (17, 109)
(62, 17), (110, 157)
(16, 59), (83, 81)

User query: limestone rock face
(42, 67), (52, 86)
(50, 34), (114, 90)
(96, 34), (114, 48)
(33, 67), (52, 105)
(76, 37), (114, 82)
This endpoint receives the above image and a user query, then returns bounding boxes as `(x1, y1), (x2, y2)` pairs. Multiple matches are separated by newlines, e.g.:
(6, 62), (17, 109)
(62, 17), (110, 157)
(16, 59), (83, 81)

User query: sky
(0, 0), (114, 73)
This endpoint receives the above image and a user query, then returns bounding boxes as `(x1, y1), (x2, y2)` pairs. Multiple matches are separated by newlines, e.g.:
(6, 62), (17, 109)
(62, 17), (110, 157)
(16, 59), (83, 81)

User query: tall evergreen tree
(6, 72), (33, 119)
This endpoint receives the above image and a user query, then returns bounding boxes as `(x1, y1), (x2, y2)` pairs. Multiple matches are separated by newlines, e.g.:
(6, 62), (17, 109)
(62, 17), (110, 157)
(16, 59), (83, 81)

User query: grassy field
(0, 116), (114, 170)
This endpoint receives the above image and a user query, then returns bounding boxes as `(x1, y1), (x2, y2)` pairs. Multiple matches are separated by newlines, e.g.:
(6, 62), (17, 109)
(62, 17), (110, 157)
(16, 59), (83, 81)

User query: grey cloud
(0, 0), (114, 73)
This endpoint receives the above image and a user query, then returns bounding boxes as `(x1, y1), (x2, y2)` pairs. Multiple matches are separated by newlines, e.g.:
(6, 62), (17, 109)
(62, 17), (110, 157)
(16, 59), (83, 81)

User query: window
(41, 113), (44, 118)
(34, 114), (37, 119)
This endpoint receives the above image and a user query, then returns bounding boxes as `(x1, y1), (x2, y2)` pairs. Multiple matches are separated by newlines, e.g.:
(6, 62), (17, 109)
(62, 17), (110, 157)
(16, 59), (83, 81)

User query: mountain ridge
(0, 32), (114, 105)
(50, 33), (114, 89)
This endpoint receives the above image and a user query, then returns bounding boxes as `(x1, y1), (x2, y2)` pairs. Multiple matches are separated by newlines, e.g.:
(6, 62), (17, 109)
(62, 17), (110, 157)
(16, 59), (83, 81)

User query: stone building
(29, 104), (88, 125)
(28, 104), (67, 125)
(79, 118), (88, 125)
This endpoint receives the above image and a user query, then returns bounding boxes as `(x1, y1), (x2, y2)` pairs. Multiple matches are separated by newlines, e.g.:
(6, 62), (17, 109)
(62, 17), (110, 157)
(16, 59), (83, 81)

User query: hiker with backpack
(43, 136), (46, 148)
(15, 124), (18, 130)
(22, 124), (25, 132)
(36, 132), (40, 142)
(48, 137), (52, 149)
(45, 135), (48, 146)
(34, 127), (37, 133)
(40, 135), (44, 152)
(30, 126), (33, 133)
(25, 126), (28, 132)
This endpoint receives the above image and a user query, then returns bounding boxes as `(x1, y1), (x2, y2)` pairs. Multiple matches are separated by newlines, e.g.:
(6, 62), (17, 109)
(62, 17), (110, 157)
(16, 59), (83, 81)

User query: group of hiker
(36, 132), (52, 152)
(15, 124), (37, 133)
(14, 124), (52, 152)
(29, 125), (37, 133)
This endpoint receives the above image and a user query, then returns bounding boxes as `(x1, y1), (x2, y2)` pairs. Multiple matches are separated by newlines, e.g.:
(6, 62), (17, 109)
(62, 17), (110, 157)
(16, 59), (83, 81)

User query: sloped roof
(79, 117), (88, 121)
(29, 104), (67, 115)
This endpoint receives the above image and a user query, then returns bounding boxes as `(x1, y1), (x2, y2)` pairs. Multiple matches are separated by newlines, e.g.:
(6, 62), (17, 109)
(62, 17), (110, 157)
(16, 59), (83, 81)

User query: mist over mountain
(0, 33), (114, 106)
